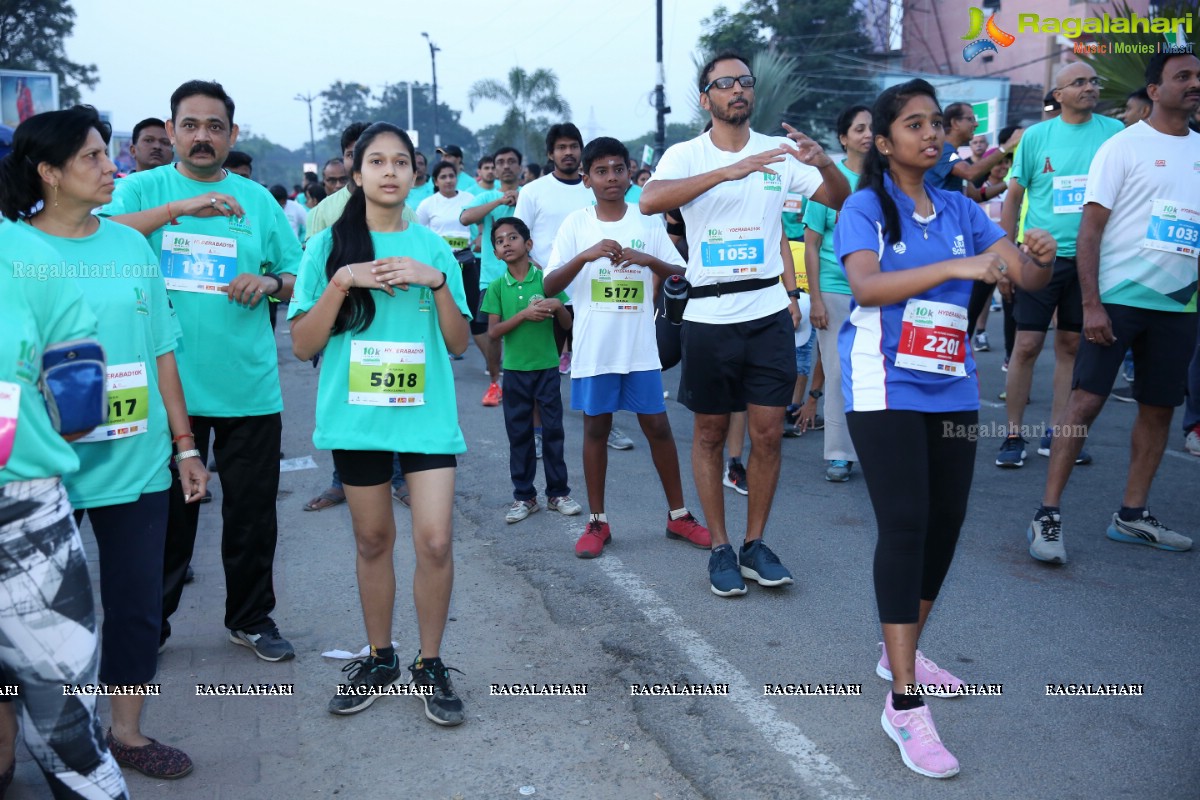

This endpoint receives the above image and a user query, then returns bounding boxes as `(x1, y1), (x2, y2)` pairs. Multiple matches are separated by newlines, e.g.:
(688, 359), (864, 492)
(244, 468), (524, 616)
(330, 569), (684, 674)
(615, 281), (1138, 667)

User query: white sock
(590, 513), (607, 523)
(669, 507), (689, 520)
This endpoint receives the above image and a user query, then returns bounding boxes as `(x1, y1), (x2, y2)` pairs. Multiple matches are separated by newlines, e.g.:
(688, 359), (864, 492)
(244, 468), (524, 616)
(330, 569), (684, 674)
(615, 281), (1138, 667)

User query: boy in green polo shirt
(482, 217), (582, 523)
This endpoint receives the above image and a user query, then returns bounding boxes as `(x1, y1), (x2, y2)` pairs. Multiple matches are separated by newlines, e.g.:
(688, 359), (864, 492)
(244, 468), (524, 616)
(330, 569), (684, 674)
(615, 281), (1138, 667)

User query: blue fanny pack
(39, 339), (107, 435)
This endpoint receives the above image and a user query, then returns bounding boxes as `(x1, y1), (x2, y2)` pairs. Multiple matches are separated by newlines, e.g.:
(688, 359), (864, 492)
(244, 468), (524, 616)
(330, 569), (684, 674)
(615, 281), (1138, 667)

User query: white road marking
(576, 526), (867, 800)
(1163, 450), (1199, 465)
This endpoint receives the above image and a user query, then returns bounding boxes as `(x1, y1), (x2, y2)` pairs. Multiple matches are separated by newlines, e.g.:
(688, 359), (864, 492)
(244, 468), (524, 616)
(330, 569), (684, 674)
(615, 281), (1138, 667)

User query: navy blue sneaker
(708, 544), (747, 597)
(1038, 433), (1092, 464)
(739, 540), (794, 587)
(995, 436), (1026, 468)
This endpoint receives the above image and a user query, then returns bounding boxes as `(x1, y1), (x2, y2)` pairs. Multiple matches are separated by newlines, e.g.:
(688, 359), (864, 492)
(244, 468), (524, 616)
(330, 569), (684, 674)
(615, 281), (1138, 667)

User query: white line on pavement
(1163, 450), (1199, 465)
(583, 534), (867, 800)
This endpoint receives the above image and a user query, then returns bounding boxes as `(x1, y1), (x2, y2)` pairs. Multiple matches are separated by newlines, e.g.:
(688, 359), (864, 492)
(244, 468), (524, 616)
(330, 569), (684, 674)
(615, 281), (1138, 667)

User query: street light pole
(294, 92), (317, 165)
(654, 0), (668, 164)
(421, 32), (441, 149)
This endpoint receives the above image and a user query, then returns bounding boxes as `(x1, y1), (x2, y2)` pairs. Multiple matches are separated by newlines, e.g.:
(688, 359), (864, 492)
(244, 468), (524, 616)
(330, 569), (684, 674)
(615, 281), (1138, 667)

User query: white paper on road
(279, 455), (318, 472)
(321, 641), (401, 660)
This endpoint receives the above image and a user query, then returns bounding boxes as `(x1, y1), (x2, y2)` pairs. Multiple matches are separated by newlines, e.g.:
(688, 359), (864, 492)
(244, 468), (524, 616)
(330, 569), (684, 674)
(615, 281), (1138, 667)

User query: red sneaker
(481, 382), (502, 407)
(665, 513), (712, 549)
(575, 520), (611, 559)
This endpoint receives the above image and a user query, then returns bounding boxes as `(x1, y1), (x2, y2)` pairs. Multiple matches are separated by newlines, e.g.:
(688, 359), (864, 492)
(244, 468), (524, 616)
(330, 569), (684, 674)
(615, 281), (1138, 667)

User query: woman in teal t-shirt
(803, 104), (870, 483)
(290, 123), (471, 726)
(0, 220), (130, 796)
(1, 106), (207, 781)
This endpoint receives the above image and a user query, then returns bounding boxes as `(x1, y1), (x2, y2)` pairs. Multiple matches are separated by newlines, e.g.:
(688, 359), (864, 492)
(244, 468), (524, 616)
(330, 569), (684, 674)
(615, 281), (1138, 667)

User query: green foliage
(0, 0), (97, 105)
(234, 133), (313, 191)
(695, 0), (870, 140)
(1080, 1), (1199, 116)
(468, 67), (571, 161)
(317, 80), (475, 161)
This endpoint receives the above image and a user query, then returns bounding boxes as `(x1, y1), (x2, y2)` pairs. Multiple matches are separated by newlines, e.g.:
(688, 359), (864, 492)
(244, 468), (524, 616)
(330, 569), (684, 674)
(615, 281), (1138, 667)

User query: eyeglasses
(1058, 77), (1102, 90)
(703, 75), (756, 93)
(324, 175), (349, 186)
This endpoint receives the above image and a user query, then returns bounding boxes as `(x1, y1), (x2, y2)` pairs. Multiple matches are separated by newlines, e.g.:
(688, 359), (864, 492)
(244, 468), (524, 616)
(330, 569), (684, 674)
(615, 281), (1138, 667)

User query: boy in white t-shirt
(544, 137), (711, 558)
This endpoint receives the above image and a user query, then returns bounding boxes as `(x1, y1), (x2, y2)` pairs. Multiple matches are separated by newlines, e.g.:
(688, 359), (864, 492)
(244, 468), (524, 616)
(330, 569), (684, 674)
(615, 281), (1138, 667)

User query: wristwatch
(786, 288), (804, 299)
(809, 389), (823, 400)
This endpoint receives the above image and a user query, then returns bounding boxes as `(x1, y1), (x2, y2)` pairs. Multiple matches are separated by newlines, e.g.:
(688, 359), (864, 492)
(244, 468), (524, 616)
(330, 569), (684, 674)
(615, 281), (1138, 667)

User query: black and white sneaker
(229, 626), (295, 662)
(328, 654), (403, 715)
(408, 655), (465, 726)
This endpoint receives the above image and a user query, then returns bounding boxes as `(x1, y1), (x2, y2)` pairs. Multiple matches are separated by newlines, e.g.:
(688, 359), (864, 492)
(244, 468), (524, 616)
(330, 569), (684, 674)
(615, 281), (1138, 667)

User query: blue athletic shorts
(571, 369), (666, 415)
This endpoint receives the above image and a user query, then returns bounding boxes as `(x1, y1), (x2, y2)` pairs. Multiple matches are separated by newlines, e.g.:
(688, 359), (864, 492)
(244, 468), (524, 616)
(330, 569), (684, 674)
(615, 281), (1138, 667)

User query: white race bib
(1051, 175), (1088, 214)
(698, 226), (766, 277)
(77, 362), (150, 443)
(348, 341), (426, 406)
(894, 299), (969, 377)
(1142, 199), (1200, 258)
(159, 232), (237, 294)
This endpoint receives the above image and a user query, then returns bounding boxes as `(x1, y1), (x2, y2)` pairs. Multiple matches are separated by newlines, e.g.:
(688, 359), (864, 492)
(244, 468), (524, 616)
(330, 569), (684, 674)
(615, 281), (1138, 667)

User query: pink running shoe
(881, 692), (960, 779)
(876, 643), (965, 697)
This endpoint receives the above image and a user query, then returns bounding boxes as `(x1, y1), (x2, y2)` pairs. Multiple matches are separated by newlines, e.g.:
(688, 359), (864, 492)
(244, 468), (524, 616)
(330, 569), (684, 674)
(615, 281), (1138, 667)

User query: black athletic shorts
(678, 307), (796, 414)
(1072, 304), (1197, 407)
(1013, 257), (1083, 333)
(332, 451), (457, 487)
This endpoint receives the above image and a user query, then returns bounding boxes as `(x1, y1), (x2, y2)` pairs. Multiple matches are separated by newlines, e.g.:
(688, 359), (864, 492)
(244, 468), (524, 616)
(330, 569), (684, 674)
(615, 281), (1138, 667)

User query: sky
(65, 0), (720, 149)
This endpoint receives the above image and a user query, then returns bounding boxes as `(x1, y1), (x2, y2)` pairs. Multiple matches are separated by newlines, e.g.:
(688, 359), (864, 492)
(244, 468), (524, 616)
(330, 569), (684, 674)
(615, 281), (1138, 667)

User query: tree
(468, 67), (571, 162)
(372, 81), (475, 159)
(1081, 1), (1197, 117)
(624, 122), (702, 164)
(318, 81), (372, 137)
(696, 0), (870, 143)
(0, 0), (97, 105)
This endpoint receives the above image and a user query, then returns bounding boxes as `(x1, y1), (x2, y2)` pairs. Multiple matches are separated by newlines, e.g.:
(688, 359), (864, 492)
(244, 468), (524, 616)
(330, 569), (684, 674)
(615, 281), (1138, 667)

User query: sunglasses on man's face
(703, 75), (756, 93)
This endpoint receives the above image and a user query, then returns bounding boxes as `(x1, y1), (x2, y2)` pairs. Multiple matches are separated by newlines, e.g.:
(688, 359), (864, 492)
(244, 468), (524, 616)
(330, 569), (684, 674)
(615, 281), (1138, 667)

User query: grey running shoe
(1106, 511), (1192, 552)
(608, 427), (634, 450)
(328, 654), (403, 715)
(1028, 510), (1067, 564)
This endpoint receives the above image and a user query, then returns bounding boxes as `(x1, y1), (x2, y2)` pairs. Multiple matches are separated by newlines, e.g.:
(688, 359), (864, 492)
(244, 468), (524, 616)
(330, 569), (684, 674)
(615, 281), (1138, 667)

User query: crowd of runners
(0, 45), (1197, 795)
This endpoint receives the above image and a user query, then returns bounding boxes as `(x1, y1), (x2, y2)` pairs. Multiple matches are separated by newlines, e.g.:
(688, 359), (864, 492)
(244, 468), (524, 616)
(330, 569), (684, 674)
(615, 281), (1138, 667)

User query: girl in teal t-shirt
(290, 123), (471, 726)
(1, 105), (205, 781)
(803, 103), (871, 479)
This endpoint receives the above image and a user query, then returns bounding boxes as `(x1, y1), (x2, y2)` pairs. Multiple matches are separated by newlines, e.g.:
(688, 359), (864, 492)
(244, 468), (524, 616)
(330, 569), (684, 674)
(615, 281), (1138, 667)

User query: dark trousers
(162, 413), (281, 641)
(847, 409), (977, 624)
(502, 368), (569, 500)
(75, 491), (168, 685)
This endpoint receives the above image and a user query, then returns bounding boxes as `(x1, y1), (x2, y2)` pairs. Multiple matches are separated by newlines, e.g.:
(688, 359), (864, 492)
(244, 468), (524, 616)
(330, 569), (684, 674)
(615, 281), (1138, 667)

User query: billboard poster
(0, 69), (59, 127)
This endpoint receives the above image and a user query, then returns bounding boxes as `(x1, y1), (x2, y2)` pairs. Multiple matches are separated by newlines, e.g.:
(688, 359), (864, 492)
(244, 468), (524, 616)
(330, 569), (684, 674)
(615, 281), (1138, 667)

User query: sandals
(106, 729), (193, 779)
(304, 487), (345, 512)
(392, 488), (411, 508)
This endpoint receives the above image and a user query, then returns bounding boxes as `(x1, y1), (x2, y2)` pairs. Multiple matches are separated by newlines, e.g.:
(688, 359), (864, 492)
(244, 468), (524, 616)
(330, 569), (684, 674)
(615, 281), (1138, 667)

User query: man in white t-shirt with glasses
(1026, 49), (1200, 565)
(641, 51), (850, 597)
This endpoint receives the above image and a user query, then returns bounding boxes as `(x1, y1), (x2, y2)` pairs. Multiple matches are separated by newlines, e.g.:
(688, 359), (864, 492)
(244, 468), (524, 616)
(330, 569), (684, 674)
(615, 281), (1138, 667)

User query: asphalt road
(11, 310), (1198, 799)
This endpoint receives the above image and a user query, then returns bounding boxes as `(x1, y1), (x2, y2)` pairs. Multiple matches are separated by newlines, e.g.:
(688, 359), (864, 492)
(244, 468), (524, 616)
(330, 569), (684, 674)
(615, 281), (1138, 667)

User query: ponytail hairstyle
(0, 105), (112, 222)
(326, 121), (416, 335)
(858, 79), (940, 244)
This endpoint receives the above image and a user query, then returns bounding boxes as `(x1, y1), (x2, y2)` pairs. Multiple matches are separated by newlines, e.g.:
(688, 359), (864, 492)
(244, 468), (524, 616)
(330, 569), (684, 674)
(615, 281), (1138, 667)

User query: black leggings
(847, 409), (977, 624)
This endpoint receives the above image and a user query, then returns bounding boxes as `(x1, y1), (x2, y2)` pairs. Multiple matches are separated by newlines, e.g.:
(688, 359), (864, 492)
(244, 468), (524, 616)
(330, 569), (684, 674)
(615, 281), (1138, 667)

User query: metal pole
(422, 33), (441, 149)
(654, 0), (666, 164)
(294, 93), (317, 164)
(406, 81), (414, 132)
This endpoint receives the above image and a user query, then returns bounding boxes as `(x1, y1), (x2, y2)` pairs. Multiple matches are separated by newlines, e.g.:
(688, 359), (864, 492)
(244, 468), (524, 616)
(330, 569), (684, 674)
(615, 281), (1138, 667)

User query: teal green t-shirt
(0, 222), (98, 486)
(23, 220), (181, 508)
(624, 184), (643, 205)
(100, 166), (302, 417)
(1010, 114), (1123, 258)
(801, 158), (860, 295)
(480, 265), (568, 371)
(289, 226), (471, 455)
(467, 189), (516, 290)
(409, 181), (435, 208)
